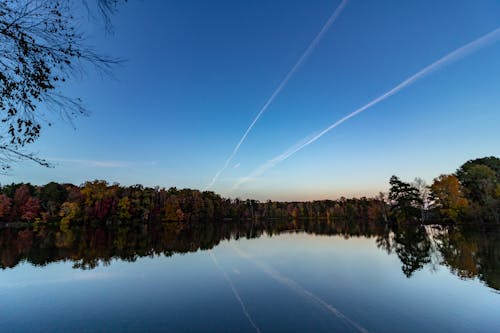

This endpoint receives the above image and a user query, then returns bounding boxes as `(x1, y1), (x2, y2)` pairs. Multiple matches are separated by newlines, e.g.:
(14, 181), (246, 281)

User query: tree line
(0, 181), (388, 225)
(0, 156), (498, 225)
(389, 156), (499, 224)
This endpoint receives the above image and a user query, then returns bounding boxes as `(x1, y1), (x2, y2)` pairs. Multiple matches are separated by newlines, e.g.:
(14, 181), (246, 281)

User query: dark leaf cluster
(0, 0), (122, 170)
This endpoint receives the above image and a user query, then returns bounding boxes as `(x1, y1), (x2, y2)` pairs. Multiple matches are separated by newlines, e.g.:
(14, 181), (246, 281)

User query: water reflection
(1, 220), (499, 291)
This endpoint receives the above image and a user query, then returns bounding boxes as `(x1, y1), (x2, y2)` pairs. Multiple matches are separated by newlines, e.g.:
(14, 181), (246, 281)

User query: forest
(0, 156), (498, 225)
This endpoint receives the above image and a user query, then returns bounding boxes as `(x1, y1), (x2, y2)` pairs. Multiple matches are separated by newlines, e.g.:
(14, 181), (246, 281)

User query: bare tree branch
(0, 0), (124, 170)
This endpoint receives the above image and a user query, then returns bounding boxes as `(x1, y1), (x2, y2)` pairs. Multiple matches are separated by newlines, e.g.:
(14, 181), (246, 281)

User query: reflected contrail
(204, 0), (350, 190)
(232, 245), (369, 333)
(233, 26), (500, 189)
(210, 252), (261, 333)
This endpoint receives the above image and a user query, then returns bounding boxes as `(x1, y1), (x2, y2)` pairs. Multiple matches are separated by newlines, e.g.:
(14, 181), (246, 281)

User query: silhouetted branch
(0, 144), (52, 173)
(0, 0), (124, 169)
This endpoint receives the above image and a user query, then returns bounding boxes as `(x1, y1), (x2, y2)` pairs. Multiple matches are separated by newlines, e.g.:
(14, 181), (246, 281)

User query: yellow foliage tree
(430, 174), (469, 220)
(59, 202), (81, 226)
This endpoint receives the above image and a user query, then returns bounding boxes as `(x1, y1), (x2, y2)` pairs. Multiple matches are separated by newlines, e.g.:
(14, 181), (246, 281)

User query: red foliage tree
(0, 194), (12, 220)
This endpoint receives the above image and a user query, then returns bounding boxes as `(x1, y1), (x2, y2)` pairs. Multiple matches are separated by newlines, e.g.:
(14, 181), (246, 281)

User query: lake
(1, 220), (499, 332)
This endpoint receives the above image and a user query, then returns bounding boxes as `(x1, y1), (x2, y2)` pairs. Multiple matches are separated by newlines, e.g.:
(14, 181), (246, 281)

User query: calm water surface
(1, 222), (499, 332)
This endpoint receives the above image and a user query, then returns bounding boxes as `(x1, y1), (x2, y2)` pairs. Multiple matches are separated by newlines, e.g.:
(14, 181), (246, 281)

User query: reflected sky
(1, 230), (499, 333)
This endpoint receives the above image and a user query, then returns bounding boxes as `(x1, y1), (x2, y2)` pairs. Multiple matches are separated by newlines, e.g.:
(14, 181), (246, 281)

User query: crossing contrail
(233, 26), (500, 190)
(210, 252), (261, 333)
(232, 244), (369, 333)
(204, 0), (350, 190)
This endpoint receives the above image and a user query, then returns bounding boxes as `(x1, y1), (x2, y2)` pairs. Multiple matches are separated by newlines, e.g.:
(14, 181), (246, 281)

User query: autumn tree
(59, 201), (80, 226)
(0, 193), (12, 219)
(12, 184), (40, 221)
(117, 196), (132, 220)
(80, 180), (119, 221)
(163, 195), (183, 222)
(430, 174), (468, 221)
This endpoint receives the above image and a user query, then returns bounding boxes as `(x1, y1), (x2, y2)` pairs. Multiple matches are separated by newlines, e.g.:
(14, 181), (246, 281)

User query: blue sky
(3, 0), (500, 200)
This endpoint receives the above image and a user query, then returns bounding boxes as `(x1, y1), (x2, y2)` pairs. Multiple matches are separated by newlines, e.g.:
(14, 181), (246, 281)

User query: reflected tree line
(1, 219), (499, 291)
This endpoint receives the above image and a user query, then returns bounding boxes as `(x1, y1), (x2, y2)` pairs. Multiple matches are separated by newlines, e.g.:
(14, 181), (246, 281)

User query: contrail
(210, 252), (261, 333)
(232, 244), (369, 333)
(204, 0), (350, 190)
(233, 26), (500, 189)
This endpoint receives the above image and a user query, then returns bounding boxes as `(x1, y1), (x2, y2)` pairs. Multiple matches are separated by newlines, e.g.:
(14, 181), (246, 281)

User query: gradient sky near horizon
(2, 0), (500, 201)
